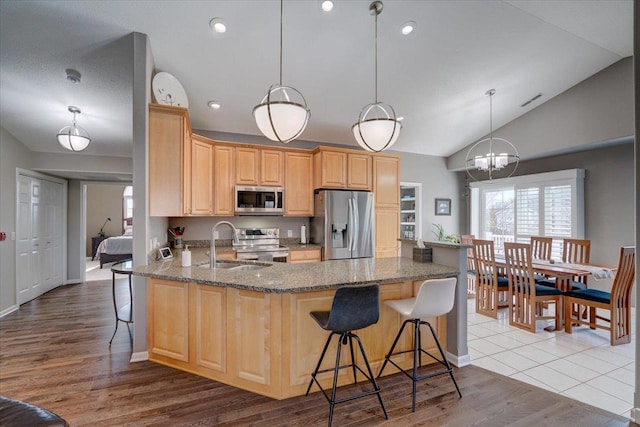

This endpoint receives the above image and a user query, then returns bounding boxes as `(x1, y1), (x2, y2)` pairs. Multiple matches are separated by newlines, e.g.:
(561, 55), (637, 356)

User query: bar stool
(378, 277), (462, 412)
(305, 283), (387, 426)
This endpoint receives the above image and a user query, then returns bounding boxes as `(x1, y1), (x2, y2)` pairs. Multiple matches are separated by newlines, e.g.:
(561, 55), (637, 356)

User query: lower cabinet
(288, 248), (321, 263)
(146, 278), (447, 399)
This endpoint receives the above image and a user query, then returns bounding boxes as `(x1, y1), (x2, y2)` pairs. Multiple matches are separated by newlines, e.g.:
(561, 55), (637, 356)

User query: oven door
(236, 249), (289, 262)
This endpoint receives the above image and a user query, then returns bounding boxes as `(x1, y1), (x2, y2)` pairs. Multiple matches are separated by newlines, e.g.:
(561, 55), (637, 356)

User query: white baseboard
(130, 351), (149, 363)
(0, 305), (18, 318)
(446, 352), (471, 367)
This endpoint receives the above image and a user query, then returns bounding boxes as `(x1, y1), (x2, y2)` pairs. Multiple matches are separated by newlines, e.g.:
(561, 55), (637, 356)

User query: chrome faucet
(210, 221), (238, 268)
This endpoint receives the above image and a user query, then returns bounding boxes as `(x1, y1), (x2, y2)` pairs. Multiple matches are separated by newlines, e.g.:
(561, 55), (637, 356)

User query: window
(122, 186), (133, 231)
(470, 169), (584, 259)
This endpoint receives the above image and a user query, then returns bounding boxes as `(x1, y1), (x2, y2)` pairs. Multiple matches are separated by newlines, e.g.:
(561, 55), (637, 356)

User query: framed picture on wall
(435, 198), (451, 216)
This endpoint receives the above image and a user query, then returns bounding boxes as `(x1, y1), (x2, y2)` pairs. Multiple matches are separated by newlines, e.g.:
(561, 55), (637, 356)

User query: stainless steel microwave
(235, 186), (284, 215)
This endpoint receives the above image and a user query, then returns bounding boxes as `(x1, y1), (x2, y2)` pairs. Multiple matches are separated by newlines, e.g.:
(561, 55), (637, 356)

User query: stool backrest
(410, 277), (457, 319)
(326, 284), (380, 332)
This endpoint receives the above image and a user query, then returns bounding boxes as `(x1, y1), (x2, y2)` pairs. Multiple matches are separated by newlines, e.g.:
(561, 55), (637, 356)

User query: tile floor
(467, 298), (636, 419)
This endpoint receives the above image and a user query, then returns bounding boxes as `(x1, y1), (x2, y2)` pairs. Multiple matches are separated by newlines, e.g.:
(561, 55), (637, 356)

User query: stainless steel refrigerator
(310, 190), (374, 260)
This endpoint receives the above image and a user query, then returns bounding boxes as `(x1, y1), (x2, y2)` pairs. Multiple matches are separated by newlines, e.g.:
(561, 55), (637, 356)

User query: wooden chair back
(472, 239), (501, 318)
(562, 239), (590, 264)
(562, 238), (591, 286)
(530, 236), (552, 261)
(504, 242), (561, 332)
(461, 234), (476, 297)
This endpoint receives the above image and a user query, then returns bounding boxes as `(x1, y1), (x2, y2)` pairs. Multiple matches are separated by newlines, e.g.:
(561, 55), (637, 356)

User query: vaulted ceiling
(0, 1), (633, 161)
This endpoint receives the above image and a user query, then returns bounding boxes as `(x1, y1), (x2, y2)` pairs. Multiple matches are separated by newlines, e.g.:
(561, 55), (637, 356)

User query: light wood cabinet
(147, 278), (190, 363)
(190, 135), (214, 215)
(288, 248), (321, 263)
(375, 208), (400, 258)
(373, 155), (400, 208)
(147, 278), (448, 399)
(236, 147), (284, 186)
(347, 153), (372, 190)
(284, 152), (314, 216)
(261, 149), (284, 186)
(149, 104), (191, 216)
(313, 149), (347, 188)
(213, 144), (235, 215)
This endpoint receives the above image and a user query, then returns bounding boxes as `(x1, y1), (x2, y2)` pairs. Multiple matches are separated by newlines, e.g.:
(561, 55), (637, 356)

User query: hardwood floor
(0, 279), (636, 426)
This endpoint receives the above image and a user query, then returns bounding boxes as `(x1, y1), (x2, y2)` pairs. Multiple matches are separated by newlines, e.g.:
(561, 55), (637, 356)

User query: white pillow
(123, 226), (133, 236)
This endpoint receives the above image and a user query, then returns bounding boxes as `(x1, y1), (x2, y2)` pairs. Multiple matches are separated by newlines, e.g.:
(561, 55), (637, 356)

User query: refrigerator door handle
(352, 197), (359, 252)
(347, 198), (354, 252)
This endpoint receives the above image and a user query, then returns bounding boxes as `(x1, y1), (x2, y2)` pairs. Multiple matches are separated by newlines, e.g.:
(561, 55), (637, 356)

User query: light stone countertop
(134, 248), (458, 294)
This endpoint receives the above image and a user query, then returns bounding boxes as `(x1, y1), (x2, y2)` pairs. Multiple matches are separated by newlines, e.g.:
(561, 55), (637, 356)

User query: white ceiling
(0, 0), (633, 162)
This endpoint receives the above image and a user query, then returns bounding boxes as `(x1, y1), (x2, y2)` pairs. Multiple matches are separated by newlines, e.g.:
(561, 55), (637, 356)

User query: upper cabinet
(149, 104), (191, 217)
(313, 147), (372, 190)
(373, 155), (400, 208)
(213, 144), (235, 216)
(284, 151), (314, 216)
(236, 147), (284, 187)
(190, 135), (214, 215)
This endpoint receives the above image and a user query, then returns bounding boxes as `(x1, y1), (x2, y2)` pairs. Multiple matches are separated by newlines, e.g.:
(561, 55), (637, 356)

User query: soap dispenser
(181, 245), (191, 267)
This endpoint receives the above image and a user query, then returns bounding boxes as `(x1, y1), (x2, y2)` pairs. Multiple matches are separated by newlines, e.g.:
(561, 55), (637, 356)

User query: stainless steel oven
(233, 228), (289, 262)
(235, 186), (284, 215)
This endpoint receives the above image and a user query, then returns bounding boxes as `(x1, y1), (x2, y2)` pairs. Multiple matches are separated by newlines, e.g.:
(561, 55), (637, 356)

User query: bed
(96, 227), (133, 268)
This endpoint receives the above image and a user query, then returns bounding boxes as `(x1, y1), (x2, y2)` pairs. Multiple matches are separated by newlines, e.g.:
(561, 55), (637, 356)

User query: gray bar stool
(378, 277), (462, 411)
(305, 283), (387, 427)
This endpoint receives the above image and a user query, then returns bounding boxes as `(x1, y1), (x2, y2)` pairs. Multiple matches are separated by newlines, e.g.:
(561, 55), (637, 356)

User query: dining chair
(564, 246), (635, 345)
(530, 236), (552, 261)
(461, 234), (475, 297)
(538, 238), (591, 290)
(504, 242), (562, 332)
(472, 239), (509, 318)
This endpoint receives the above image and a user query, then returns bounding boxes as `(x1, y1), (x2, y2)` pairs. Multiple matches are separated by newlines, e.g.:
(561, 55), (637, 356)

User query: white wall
(85, 184), (127, 255)
(0, 127), (32, 314)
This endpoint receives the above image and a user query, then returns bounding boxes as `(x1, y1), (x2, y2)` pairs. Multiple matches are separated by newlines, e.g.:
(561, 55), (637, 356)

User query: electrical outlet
(214, 231), (219, 239)
(287, 230), (293, 237)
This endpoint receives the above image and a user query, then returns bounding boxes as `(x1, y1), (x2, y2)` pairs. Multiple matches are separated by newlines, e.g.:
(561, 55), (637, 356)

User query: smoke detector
(66, 69), (82, 84)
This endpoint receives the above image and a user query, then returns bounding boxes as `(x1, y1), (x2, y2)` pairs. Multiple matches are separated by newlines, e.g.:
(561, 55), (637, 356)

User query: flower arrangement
(432, 224), (460, 243)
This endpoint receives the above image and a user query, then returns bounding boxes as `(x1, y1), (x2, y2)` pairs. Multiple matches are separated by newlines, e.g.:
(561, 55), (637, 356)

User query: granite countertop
(134, 248), (458, 294)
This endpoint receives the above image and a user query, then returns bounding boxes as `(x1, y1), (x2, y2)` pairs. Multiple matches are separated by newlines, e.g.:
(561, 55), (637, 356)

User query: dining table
(491, 257), (617, 331)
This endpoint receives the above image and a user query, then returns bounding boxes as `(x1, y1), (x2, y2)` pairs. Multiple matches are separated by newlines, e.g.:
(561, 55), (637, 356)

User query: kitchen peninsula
(134, 251), (458, 399)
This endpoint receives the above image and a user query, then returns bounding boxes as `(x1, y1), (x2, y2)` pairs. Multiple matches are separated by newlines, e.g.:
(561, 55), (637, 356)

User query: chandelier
(57, 106), (91, 152)
(352, 1), (402, 152)
(253, 0), (310, 144)
(465, 89), (519, 181)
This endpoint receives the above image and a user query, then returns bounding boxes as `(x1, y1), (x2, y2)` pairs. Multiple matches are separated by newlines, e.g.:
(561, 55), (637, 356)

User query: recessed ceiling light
(321, 1), (334, 12)
(400, 21), (415, 35)
(209, 17), (226, 33)
(397, 116), (404, 122)
(208, 101), (221, 109)
(65, 68), (81, 84)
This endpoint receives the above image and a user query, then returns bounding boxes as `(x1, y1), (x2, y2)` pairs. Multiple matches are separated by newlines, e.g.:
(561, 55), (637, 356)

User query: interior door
(17, 175), (41, 304)
(41, 180), (63, 292)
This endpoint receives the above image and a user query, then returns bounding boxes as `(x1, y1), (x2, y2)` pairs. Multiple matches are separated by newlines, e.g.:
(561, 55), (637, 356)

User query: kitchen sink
(198, 261), (270, 271)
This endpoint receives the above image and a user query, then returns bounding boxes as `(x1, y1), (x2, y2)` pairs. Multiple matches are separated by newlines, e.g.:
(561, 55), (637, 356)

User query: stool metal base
(306, 330), (388, 427)
(378, 318), (462, 412)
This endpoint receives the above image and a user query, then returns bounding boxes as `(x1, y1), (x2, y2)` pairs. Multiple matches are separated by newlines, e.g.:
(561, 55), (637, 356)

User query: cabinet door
(191, 137), (214, 215)
(375, 208), (399, 258)
(149, 105), (190, 216)
(314, 150), (347, 189)
(261, 149), (284, 186)
(148, 278), (189, 362)
(236, 147), (260, 185)
(284, 152), (314, 216)
(373, 155), (399, 208)
(347, 153), (372, 190)
(214, 145), (235, 215)
(288, 249), (321, 263)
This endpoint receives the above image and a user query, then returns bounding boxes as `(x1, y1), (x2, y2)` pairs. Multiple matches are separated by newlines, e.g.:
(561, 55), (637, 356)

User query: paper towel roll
(301, 225), (307, 244)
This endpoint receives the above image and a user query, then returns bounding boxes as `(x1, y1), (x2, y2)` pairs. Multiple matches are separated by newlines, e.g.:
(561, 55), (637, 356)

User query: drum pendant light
(465, 89), (519, 181)
(253, 0), (310, 144)
(352, 1), (402, 152)
(56, 106), (91, 152)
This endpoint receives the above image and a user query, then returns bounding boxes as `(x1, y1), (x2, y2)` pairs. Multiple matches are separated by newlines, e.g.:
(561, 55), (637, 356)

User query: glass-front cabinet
(400, 182), (421, 240)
